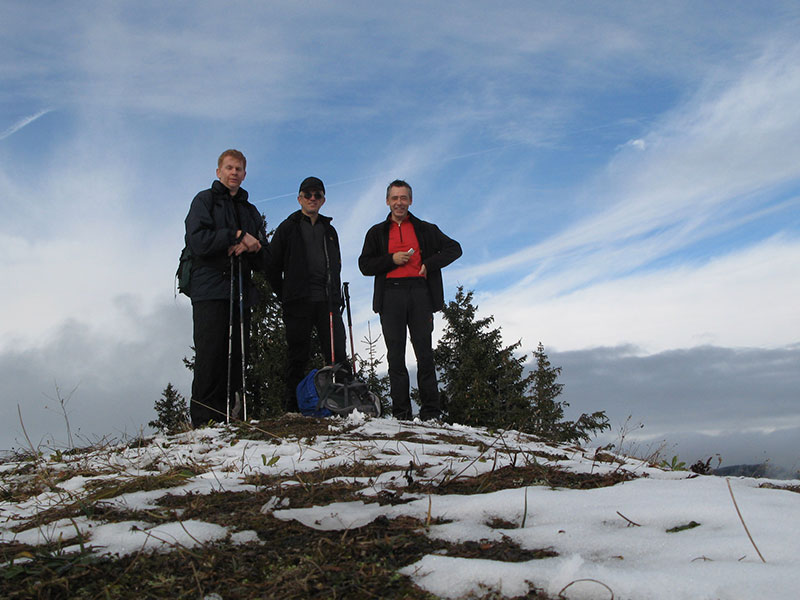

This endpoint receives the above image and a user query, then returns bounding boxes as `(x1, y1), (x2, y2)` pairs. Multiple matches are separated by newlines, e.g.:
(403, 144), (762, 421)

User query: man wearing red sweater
(358, 180), (462, 420)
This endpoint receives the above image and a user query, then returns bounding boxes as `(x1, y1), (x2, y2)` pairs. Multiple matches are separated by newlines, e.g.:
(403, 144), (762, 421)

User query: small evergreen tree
(357, 322), (391, 415)
(248, 272), (289, 418)
(526, 342), (609, 442)
(149, 383), (189, 434)
(435, 286), (610, 443)
(435, 287), (532, 429)
(528, 342), (565, 431)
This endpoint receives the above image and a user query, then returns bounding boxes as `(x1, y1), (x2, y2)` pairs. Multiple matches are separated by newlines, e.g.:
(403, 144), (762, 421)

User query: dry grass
(1, 416), (638, 599)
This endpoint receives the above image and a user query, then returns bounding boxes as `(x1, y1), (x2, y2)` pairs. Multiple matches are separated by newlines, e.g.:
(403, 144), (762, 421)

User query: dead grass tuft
(433, 462), (634, 495)
(758, 482), (800, 494)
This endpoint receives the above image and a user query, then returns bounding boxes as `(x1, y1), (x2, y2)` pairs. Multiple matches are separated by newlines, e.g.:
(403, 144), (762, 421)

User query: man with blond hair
(184, 149), (269, 426)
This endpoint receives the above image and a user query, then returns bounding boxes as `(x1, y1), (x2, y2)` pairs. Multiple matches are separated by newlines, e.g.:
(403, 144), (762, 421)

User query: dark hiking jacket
(358, 212), (462, 313)
(268, 210), (343, 306)
(184, 180), (269, 306)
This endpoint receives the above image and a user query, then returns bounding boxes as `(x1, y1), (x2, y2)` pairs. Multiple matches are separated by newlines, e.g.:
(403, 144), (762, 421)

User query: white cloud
(0, 146), (184, 347)
(625, 139), (646, 151)
(475, 236), (800, 353)
(0, 299), (193, 452)
(443, 40), (800, 354)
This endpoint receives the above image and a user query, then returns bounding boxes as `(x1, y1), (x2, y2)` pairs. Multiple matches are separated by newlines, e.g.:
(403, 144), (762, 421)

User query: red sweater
(386, 219), (424, 278)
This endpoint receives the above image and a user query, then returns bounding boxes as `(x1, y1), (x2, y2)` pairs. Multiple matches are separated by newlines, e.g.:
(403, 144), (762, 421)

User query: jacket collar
(383, 211), (418, 228)
(289, 209), (332, 225)
(212, 179), (249, 203)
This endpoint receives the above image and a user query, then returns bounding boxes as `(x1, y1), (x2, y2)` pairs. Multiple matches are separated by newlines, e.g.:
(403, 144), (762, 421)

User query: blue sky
(1, 1), (798, 470)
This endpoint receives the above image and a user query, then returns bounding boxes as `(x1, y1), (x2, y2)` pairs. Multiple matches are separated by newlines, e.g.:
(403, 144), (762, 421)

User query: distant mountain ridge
(714, 462), (799, 480)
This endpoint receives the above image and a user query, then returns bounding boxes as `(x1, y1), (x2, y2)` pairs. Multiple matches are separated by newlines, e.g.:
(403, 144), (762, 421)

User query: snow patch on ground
(2, 416), (798, 599)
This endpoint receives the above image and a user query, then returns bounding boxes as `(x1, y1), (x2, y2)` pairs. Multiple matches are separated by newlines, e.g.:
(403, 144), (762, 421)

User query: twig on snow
(559, 578), (614, 599)
(426, 493), (433, 529)
(726, 478), (766, 563)
(616, 511), (640, 527)
(521, 487), (529, 528)
(17, 404), (41, 463)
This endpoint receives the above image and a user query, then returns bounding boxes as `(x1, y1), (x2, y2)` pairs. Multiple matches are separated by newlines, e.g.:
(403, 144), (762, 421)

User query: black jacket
(359, 212), (462, 313)
(184, 180), (269, 306)
(268, 210), (343, 306)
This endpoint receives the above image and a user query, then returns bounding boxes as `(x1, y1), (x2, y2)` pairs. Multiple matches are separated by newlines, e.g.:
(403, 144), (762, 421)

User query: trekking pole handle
(343, 282), (353, 327)
(342, 281), (357, 373)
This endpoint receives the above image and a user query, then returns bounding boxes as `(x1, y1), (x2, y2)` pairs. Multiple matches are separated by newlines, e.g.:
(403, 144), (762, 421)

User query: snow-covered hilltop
(2, 414), (798, 599)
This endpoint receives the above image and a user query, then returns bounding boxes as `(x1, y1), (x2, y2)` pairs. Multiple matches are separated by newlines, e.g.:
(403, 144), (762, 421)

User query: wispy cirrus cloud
(450, 39), (800, 293)
(0, 108), (52, 140)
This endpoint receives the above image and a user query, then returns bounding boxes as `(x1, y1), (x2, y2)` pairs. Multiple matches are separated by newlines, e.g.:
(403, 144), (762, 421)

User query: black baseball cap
(299, 176), (325, 193)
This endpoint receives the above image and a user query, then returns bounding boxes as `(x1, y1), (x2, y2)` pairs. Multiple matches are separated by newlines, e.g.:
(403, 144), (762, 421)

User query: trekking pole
(226, 255), (235, 424)
(328, 308), (336, 366)
(342, 282), (357, 374)
(237, 255), (248, 421)
(323, 236), (335, 366)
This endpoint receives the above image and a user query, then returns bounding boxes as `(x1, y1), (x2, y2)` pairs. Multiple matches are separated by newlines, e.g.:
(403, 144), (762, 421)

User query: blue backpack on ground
(296, 364), (382, 418)
(296, 369), (332, 417)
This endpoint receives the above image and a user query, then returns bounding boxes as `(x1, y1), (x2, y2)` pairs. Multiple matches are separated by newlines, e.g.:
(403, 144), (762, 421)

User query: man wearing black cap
(268, 177), (350, 412)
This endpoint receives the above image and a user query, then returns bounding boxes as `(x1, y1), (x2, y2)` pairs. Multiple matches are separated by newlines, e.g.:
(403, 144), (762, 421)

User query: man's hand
(228, 232), (262, 256)
(241, 232), (261, 252)
(419, 263), (427, 277)
(392, 251), (413, 265)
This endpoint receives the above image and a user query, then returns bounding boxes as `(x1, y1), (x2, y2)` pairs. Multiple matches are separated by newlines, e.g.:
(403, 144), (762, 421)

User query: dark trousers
(380, 279), (440, 420)
(191, 299), (249, 426)
(282, 299), (349, 412)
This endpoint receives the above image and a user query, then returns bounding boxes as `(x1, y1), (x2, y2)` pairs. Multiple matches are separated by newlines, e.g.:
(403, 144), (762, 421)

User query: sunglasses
(301, 191), (325, 200)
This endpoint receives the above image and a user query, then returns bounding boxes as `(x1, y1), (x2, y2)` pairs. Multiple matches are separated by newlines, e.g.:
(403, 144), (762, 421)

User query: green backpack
(176, 245), (193, 297)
